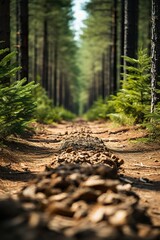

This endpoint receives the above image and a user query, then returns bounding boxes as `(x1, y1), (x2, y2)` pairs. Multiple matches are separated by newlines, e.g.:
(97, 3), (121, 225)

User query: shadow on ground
(0, 166), (37, 182)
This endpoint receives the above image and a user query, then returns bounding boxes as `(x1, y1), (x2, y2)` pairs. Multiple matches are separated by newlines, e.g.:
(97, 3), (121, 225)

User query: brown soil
(0, 120), (160, 237)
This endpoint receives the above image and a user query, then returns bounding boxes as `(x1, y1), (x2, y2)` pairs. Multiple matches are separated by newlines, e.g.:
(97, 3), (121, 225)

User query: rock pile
(0, 131), (160, 240)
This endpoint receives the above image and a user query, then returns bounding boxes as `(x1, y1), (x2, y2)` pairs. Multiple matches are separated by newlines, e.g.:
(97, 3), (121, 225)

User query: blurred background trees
(9, 0), (79, 114)
(0, 0), (160, 130)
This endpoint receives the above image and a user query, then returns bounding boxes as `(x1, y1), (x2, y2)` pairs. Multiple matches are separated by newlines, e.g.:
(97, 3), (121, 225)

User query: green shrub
(0, 48), (37, 138)
(55, 107), (76, 121)
(85, 98), (113, 121)
(0, 48), (21, 82)
(108, 49), (151, 125)
(143, 103), (160, 139)
(34, 85), (54, 123)
(0, 79), (37, 137)
(35, 85), (75, 123)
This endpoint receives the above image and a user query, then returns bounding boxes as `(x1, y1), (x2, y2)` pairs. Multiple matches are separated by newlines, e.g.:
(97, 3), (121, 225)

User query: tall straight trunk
(19, 0), (29, 82)
(48, 44), (53, 99)
(95, 71), (100, 99)
(16, 0), (20, 80)
(151, 0), (160, 113)
(112, 0), (117, 93)
(124, 0), (139, 59)
(109, 44), (114, 93)
(53, 41), (58, 106)
(147, 0), (152, 56)
(59, 71), (64, 106)
(42, 18), (48, 92)
(106, 47), (111, 96)
(64, 78), (69, 110)
(120, 0), (125, 83)
(88, 86), (93, 108)
(93, 72), (97, 102)
(0, 0), (10, 50)
(34, 30), (38, 83)
(98, 71), (102, 97)
(0, 0), (10, 85)
(101, 53), (105, 100)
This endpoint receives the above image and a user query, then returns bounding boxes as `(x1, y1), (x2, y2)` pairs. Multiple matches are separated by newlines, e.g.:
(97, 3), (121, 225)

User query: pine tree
(124, 0), (139, 76)
(109, 49), (151, 124)
(151, 0), (160, 113)
(19, 0), (29, 82)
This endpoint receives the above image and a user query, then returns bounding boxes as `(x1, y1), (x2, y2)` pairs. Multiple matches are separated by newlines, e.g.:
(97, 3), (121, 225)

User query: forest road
(0, 119), (160, 240)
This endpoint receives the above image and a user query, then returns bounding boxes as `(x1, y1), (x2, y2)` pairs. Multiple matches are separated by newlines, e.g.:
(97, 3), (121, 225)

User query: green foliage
(0, 49), (21, 81)
(35, 86), (75, 123)
(85, 98), (113, 121)
(108, 49), (151, 125)
(78, 0), (112, 113)
(138, 0), (151, 49)
(34, 85), (54, 123)
(143, 103), (160, 139)
(0, 48), (37, 138)
(0, 80), (37, 137)
(28, 0), (79, 112)
(85, 49), (152, 125)
(56, 107), (76, 121)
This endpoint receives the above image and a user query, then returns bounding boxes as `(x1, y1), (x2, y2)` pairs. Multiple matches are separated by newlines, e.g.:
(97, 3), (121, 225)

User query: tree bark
(34, 30), (38, 83)
(0, 0), (10, 85)
(112, 0), (117, 93)
(42, 18), (49, 92)
(120, 0), (125, 83)
(124, 0), (139, 59)
(16, 0), (20, 80)
(151, 0), (160, 112)
(101, 53), (105, 100)
(19, 0), (29, 82)
(0, 0), (10, 50)
(53, 40), (58, 106)
(59, 71), (63, 106)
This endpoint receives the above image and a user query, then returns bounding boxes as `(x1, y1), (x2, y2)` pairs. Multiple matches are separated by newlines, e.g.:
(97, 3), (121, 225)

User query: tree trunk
(53, 41), (58, 106)
(0, 0), (10, 50)
(93, 72), (97, 102)
(34, 30), (38, 83)
(19, 0), (29, 82)
(64, 78), (69, 110)
(59, 71), (65, 106)
(120, 0), (125, 83)
(16, 0), (20, 80)
(0, 0), (10, 85)
(124, 0), (139, 59)
(101, 53), (105, 100)
(151, 0), (160, 113)
(48, 44), (53, 99)
(112, 0), (117, 93)
(109, 45), (113, 93)
(42, 18), (48, 92)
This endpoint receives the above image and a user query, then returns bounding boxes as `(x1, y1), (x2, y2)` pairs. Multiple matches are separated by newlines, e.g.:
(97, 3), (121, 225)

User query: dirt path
(0, 120), (160, 239)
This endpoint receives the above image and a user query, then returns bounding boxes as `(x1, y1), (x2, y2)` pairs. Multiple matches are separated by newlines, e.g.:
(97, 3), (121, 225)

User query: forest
(0, 0), (160, 137)
(0, 1), (160, 240)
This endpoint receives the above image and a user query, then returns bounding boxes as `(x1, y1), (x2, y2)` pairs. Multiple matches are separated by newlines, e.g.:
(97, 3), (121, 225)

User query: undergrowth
(108, 49), (151, 125)
(84, 98), (112, 121)
(85, 49), (160, 138)
(0, 48), (37, 139)
(35, 86), (76, 123)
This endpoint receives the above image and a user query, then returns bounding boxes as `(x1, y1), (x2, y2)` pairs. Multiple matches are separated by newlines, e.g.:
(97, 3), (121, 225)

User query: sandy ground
(0, 120), (160, 227)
